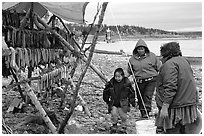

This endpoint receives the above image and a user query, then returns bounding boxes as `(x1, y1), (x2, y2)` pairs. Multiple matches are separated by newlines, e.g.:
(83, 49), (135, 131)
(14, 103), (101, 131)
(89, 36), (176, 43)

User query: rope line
(108, 7), (150, 119)
(128, 62), (150, 119)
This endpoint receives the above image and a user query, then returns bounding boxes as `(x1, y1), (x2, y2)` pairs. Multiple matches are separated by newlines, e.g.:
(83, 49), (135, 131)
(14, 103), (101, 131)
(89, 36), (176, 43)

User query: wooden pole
(33, 13), (44, 29)
(20, 9), (30, 28)
(81, 3), (101, 50)
(58, 2), (108, 134)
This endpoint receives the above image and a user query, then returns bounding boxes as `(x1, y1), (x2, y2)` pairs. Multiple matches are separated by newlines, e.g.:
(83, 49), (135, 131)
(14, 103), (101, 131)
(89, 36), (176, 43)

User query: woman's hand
(160, 103), (169, 118)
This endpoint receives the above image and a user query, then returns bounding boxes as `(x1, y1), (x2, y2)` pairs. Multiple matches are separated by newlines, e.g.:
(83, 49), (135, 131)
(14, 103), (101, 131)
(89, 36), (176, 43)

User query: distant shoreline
(93, 49), (202, 66)
(107, 37), (202, 42)
(94, 35), (202, 43)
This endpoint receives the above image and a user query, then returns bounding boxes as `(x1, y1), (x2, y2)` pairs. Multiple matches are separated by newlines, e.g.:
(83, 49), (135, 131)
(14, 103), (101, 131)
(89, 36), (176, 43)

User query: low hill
(65, 23), (202, 40)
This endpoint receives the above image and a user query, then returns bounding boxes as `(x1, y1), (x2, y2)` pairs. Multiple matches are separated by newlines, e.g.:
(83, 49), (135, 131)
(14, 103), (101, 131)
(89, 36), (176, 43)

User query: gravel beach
(2, 53), (202, 134)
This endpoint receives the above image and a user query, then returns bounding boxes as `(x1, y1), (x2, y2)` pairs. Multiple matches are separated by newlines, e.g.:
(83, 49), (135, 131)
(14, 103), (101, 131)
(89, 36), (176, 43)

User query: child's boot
(110, 123), (117, 133)
(119, 126), (127, 134)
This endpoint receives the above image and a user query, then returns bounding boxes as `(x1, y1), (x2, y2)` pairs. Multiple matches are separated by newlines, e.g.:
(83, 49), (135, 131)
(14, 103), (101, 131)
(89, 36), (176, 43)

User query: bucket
(135, 119), (156, 134)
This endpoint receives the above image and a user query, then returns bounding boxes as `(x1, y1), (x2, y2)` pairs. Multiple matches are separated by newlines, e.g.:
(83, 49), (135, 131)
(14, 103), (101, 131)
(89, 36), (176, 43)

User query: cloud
(85, 2), (202, 32)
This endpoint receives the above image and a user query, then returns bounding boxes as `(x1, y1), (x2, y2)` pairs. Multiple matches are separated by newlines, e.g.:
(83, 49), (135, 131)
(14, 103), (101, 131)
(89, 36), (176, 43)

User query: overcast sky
(85, 1), (202, 32)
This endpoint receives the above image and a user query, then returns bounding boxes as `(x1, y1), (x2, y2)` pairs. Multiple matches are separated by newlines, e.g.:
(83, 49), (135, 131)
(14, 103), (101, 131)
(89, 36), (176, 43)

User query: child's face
(137, 46), (145, 56)
(114, 72), (123, 82)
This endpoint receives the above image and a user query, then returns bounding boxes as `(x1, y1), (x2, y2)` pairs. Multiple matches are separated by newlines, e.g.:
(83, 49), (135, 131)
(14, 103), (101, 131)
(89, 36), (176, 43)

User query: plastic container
(135, 119), (156, 134)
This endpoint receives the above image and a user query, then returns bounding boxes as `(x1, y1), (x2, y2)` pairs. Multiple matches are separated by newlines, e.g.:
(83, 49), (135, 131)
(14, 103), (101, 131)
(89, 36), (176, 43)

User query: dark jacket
(103, 77), (135, 112)
(156, 56), (199, 108)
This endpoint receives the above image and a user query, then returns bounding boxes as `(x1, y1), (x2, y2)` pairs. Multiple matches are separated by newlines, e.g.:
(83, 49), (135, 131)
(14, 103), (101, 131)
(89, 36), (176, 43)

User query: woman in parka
(103, 68), (135, 133)
(127, 39), (161, 118)
(155, 42), (199, 134)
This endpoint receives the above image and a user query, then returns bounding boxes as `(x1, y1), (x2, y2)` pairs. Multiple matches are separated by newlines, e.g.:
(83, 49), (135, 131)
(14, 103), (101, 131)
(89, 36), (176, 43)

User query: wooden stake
(58, 2), (108, 134)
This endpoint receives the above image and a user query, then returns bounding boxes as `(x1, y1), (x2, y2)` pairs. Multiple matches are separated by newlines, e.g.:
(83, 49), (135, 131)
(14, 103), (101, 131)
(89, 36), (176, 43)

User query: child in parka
(103, 68), (136, 133)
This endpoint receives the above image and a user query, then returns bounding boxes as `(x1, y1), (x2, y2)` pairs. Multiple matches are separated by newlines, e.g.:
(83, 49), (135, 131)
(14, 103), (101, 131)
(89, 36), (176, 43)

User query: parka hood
(133, 39), (150, 55)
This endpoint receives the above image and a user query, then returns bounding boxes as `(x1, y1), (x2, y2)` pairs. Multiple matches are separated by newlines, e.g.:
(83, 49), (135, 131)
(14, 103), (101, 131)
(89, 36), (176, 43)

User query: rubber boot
(110, 123), (117, 133)
(119, 126), (127, 134)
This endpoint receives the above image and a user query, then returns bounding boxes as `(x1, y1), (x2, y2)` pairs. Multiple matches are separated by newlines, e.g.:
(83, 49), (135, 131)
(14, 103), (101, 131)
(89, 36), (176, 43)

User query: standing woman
(155, 42), (200, 134)
(127, 39), (161, 118)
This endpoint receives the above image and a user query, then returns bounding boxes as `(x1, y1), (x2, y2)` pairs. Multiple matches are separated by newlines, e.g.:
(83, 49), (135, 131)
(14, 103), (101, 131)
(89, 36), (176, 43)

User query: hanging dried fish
(31, 49), (35, 67)
(27, 48), (32, 68)
(28, 31), (31, 48)
(44, 32), (51, 48)
(30, 31), (34, 47)
(15, 48), (21, 68)
(42, 48), (46, 64)
(16, 29), (20, 47)
(24, 30), (29, 48)
(12, 28), (16, 47)
(21, 30), (26, 48)
(37, 49), (41, 65)
(24, 48), (29, 67)
(34, 31), (38, 48)
(20, 48), (26, 68)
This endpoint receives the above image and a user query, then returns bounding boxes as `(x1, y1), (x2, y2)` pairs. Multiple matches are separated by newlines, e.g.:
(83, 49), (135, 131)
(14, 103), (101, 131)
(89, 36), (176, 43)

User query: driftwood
(94, 49), (123, 55)
(58, 2), (108, 134)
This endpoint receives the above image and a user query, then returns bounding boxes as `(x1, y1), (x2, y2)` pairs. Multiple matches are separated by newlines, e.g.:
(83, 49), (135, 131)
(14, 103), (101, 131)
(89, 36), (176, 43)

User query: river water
(93, 39), (202, 57)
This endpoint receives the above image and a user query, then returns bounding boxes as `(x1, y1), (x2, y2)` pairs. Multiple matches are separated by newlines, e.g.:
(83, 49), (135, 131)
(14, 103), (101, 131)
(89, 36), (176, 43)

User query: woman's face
(114, 72), (123, 82)
(137, 46), (145, 56)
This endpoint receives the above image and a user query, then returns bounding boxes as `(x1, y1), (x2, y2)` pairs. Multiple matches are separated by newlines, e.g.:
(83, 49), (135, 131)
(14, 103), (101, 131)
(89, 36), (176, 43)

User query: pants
(136, 79), (156, 113)
(111, 106), (127, 127)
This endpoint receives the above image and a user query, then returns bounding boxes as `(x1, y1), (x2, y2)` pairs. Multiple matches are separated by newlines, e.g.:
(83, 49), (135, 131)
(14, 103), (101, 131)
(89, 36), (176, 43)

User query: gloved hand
(107, 102), (112, 113)
(108, 105), (111, 113)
